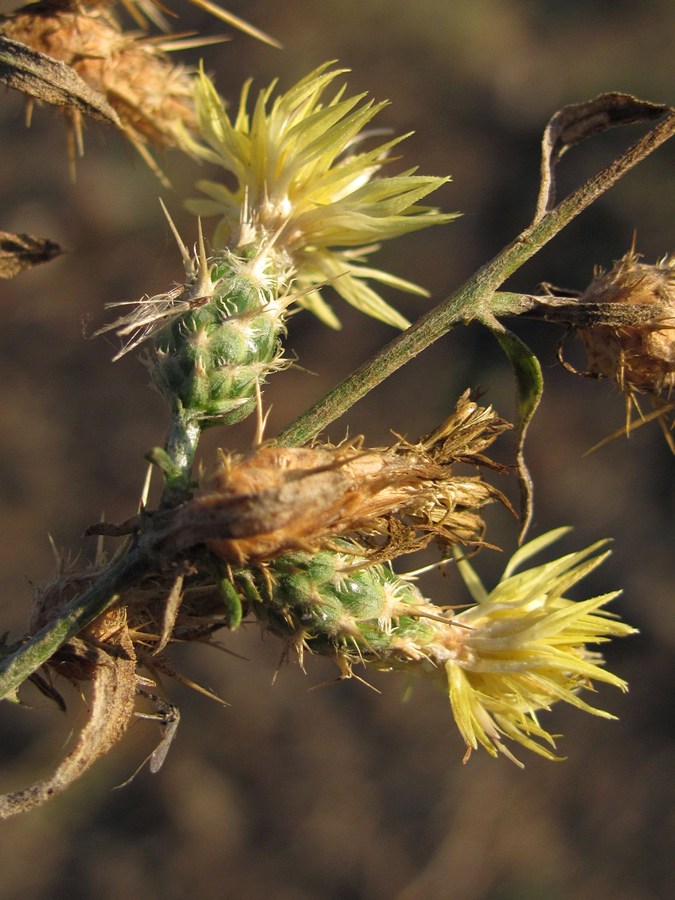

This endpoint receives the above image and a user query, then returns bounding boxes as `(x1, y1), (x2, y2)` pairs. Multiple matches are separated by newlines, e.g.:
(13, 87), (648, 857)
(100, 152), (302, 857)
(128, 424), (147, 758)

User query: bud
(148, 249), (290, 424)
(100, 220), (292, 424)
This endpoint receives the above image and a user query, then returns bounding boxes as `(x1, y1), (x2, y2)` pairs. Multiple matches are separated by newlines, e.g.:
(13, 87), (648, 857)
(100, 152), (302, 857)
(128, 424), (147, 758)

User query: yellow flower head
(186, 62), (458, 328)
(434, 529), (636, 765)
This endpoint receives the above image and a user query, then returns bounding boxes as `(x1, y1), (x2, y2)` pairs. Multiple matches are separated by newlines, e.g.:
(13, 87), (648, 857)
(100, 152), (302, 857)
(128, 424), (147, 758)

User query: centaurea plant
(0, 10), (673, 816)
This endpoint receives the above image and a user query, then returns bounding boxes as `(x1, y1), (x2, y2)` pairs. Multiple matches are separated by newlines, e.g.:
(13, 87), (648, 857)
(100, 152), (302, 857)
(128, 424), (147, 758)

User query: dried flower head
(576, 248), (675, 394)
(182, 393), (509, 564)
(1, 2), (199, 167)
(185, 62), (458, 328)
(563, 248), (675, 444)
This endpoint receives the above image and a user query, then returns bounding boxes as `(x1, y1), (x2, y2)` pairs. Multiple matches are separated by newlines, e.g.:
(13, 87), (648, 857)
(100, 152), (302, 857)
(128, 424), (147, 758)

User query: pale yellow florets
(437, 529), (636, 765)
(185, 62), (458, 328)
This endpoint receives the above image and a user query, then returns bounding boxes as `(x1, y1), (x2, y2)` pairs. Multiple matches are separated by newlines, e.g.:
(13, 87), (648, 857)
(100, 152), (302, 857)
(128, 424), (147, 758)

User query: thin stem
(0, 546), (150, 700)
(494, 292), (667, 327)
(275, 110), (675, 447)
(165, 407), (202, 474)
(160, 407), (202, 505)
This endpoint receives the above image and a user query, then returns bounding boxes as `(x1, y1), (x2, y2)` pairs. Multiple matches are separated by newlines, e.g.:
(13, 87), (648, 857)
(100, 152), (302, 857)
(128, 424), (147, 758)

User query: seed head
(2, 3), (199, 161)
(576, 248), (675, 396)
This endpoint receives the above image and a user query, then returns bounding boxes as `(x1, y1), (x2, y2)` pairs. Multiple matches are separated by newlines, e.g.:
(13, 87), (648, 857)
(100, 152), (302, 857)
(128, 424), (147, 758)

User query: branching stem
(1, 108), (673, 704)
(274, 110), (675, 446)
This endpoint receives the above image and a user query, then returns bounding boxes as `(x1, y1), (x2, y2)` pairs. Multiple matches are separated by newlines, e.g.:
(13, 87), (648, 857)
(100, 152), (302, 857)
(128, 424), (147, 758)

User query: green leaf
(487, 322), (543, 541)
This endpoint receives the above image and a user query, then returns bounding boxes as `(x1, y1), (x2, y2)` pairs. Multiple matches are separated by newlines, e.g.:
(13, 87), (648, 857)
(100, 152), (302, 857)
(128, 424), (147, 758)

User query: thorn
(195, 217), (212, 295)
(139, 462), (154, 511)
(252, 380), (271, 447)
(47, 533), (62, 568)
(159, 198), (191, 269)
(128, 133), (172, 189)
(187, 0), (283, 48)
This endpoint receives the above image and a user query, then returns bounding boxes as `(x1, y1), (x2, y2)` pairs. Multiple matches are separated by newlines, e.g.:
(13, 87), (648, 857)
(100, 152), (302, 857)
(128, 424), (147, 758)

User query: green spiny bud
(150, 249), (286, 424)
(99, 218), (291, 428)
(250, 545), (432, 656)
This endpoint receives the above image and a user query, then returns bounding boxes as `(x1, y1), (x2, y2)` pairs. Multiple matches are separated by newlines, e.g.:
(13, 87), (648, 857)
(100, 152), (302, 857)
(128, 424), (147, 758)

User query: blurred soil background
(0, 1), (673, 898)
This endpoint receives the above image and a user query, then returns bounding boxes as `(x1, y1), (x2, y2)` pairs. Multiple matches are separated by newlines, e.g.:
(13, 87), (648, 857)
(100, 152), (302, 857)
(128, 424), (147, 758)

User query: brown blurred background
(0, 1), (673, 897)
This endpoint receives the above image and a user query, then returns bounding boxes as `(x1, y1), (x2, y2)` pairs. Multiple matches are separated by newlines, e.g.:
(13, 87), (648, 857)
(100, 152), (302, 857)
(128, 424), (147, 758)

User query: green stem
(275, 110), (675, 447)
(160, 406), (202, 506)
(0, 546), (150, 700)
(165, 408), (202, 474)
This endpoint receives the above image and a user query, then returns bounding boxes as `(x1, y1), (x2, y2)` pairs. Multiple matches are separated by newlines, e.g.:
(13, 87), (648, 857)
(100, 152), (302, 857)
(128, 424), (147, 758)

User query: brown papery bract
(198, 393), (511, 565)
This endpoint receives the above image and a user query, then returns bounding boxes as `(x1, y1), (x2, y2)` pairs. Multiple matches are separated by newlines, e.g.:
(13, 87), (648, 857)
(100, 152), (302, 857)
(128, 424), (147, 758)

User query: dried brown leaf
(535, 93), (670, 223)
(0, 230), (63, 279)
(0, 35), (121, 125)
(0, 625), (136, 819)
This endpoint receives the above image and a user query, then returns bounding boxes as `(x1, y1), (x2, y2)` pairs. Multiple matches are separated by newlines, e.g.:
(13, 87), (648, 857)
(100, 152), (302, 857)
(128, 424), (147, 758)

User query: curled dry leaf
(0, 617), (136, 819)
(0, 230), (63, 279)
(535, 93), (670, 223)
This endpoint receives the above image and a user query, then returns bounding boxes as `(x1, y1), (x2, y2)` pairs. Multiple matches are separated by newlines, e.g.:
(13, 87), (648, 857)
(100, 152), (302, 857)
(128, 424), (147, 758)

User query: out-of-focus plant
(0, 6), (673, 817)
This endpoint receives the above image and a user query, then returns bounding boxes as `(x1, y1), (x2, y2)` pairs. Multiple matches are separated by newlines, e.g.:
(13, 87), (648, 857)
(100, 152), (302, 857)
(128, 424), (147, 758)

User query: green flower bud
(101, 230), (289, 427)
(149, 255), (285, 424)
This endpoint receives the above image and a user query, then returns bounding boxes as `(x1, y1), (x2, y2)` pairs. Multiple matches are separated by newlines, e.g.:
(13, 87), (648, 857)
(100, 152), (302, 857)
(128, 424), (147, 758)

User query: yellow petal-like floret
(185, 63), (458, 327)
(440, 529), (636, 764)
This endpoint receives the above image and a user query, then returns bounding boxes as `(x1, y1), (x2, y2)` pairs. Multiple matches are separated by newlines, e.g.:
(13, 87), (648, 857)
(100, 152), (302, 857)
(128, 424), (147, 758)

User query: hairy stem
(160, 407), (202, 505)
(165, 408), (202, 475)
(275, 110), (675, 446)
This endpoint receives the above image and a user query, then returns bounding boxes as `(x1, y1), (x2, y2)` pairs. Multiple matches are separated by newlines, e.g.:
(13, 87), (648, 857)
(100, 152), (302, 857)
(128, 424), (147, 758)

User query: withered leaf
(535, 93), (670, 222)
(0, 627), (136, 819)
(0, 230), (63, 279)
(0, 36), (121, 125)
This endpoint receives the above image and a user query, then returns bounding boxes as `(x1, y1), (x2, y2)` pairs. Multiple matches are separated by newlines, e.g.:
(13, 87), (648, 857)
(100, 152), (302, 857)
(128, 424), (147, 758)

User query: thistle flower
(439, 528), (635, 764)
(248, 529), (634, 765)
(101, 64), (456, 425)
(186, 62), (458, 328)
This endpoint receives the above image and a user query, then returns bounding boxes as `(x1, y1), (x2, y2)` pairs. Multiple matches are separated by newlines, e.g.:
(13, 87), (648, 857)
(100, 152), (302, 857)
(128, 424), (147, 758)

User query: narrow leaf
(489, 323), (543, 540)
(535, 93), (669, 223)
